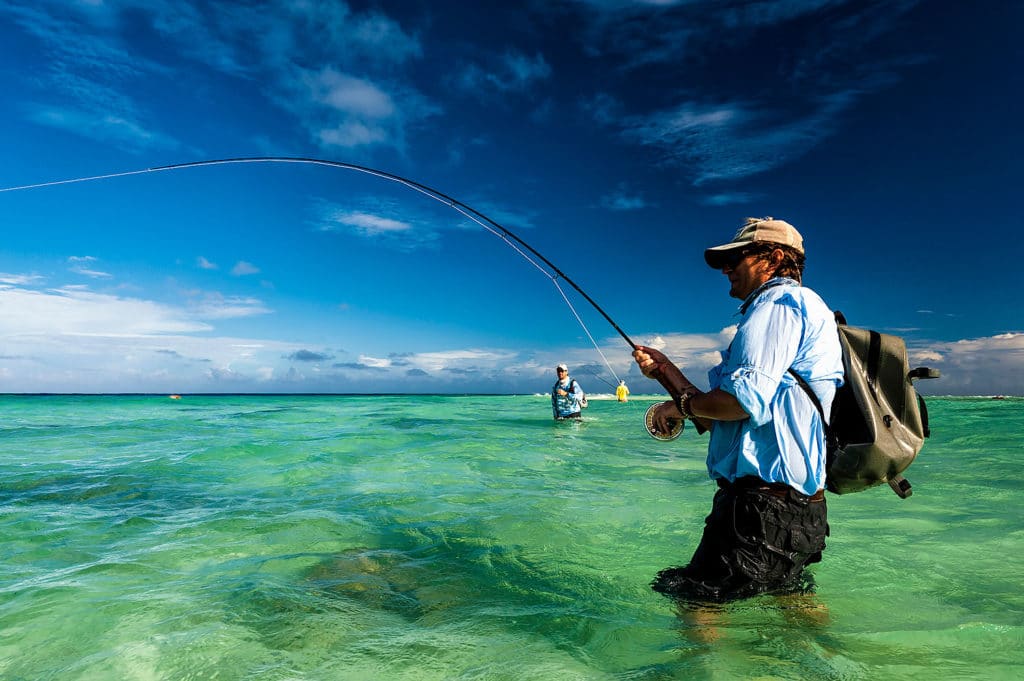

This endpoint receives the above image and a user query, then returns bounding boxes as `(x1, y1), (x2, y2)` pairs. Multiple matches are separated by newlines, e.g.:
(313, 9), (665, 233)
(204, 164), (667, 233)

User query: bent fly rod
(0, 156), (638, 380)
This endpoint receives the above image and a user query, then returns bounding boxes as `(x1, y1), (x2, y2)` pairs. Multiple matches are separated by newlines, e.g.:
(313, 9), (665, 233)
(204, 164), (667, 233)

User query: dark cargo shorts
(652, 476), (829, 603)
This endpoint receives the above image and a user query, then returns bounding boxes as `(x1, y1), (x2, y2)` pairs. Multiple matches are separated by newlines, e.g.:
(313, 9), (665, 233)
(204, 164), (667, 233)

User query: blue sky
(0, 0), (1020, 395)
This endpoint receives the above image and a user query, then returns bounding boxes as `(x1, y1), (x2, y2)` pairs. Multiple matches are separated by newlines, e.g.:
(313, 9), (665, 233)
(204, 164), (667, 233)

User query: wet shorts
(652, 476), (829, 603)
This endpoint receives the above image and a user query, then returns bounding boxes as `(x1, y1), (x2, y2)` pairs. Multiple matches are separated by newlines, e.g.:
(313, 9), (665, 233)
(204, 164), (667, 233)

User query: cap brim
(704, 242), (747, 269)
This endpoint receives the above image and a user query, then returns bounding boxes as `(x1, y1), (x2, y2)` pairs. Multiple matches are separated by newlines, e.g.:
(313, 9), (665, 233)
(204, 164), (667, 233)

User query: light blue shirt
(551, 377), (584, 418)
(706, 278), (844, 495)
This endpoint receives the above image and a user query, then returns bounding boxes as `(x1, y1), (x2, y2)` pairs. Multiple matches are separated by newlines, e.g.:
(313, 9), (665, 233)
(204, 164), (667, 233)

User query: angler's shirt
(706, 277), (844, 496)
(551, 378), (584, 419)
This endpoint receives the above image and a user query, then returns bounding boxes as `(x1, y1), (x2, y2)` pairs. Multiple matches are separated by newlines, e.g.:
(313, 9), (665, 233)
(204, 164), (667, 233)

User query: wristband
(677, 390), (697, 419)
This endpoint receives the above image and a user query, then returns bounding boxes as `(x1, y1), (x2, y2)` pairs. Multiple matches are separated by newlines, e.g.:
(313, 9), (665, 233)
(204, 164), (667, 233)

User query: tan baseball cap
(704, 217), (804, 269)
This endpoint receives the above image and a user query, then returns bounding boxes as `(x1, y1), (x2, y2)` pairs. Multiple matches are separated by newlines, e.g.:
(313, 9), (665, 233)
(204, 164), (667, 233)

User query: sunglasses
(720, 248), (759, 270)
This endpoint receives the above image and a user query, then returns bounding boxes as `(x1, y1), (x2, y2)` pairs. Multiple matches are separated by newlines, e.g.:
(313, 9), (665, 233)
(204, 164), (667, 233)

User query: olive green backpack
(792, 312), (940, 498)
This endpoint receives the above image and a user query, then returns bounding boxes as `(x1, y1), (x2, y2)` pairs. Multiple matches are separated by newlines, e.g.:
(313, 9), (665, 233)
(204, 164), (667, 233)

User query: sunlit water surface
(1, 394), (1022, 680)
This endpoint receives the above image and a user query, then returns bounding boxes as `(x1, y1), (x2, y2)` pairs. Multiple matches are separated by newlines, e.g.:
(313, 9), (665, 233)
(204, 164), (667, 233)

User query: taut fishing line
(0, 156), (635, 386)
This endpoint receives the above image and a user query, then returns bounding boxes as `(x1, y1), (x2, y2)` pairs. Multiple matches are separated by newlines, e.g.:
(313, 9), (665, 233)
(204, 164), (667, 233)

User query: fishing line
(446, 202), (624, 385)
(0, 156), (635, 382)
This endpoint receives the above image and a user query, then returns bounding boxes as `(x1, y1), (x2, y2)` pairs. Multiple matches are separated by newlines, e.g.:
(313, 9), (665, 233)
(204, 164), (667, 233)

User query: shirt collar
(738, 276), (799, 315)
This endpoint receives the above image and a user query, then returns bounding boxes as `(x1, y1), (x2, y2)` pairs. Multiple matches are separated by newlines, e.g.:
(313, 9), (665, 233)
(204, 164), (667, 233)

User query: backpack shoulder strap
(789, 368), (840, 453)
(789, 369), (826, 423)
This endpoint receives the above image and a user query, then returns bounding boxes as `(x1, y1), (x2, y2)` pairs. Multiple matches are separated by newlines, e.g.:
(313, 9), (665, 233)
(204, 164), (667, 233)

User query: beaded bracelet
(677, 390), (697, 419)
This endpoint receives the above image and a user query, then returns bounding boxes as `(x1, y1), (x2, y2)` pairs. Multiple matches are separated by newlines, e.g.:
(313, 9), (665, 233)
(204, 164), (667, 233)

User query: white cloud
(0, 283), (290, 392)
(315, 197), (446, 250)
(317, 121), (389, 148)
(231, 261), (260, 276)
(329, 211), (411, 236)
(356, 355), (392, 369)
(6, 1), (433, 153)
(0, 280), (1015, 395)
(579, 1), (925, 184)
(912, 333), (1024, 396)
(27, 105), (180, 151)
(68, 255), (113, 279)
(0, 286), (209, 336)
(0, 272), (44, 285)
(913, 350), (943, 363)
(620, 99), (840, 185)
(4, 0), (180, 152)
(637, 327), (733, 372)
(306, 69), (395, 118)
(406, 349), (518, 373)
(196, 256), (218, 270)
(191, 293), (271, 320)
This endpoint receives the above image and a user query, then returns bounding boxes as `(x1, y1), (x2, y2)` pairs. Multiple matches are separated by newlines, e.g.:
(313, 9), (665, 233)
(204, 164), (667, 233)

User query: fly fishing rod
(1, 156), (636, 364)
(2, 156), (693, 438)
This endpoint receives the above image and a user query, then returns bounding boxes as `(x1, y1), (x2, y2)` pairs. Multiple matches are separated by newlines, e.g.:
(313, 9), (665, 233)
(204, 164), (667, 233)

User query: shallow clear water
(1, 394), (1022, 680)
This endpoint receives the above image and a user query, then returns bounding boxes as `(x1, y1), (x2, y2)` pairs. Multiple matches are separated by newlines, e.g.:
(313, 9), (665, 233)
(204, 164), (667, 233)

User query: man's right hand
(632, 346), (674, 380)
(633, 345), (700, 404)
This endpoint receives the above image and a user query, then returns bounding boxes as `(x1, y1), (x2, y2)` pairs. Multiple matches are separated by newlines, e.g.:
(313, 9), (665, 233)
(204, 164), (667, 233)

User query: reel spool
(644, 402), (684, 441)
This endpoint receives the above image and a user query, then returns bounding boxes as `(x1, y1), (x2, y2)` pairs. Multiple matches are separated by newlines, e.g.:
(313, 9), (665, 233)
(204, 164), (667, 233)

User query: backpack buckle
(888, 475), (913, 499)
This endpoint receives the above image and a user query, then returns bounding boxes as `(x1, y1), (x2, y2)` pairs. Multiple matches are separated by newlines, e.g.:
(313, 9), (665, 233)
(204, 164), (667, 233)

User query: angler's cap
(556, 363), (568, 371)
(704, 217), (804, 269)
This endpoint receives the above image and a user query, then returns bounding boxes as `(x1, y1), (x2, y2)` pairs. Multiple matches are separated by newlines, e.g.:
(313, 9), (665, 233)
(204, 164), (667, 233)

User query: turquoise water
(2, 394), (1022, 680)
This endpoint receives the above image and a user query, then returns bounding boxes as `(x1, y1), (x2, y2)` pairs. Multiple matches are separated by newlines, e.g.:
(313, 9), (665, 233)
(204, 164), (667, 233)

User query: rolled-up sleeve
(719, 366), (779, 426)
(718, 294), (802, 426)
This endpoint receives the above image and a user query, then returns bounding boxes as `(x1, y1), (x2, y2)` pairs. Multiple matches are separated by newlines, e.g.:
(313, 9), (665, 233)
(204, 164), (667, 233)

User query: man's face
(720, 248), (777, 300)
(556, 368), (568, 379)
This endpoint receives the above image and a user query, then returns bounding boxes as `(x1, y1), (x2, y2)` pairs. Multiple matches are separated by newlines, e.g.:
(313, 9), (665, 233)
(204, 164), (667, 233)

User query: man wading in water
(633, 217), (844, 604)
(551, 363), (585, 420)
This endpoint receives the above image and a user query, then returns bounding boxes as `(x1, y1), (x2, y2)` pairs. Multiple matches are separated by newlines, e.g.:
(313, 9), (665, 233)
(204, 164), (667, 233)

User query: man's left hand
(649, 400), (685, 435)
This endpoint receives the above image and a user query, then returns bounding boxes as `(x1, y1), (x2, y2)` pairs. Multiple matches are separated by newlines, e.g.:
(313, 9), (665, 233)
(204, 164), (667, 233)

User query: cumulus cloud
(2, 277), (1012, 395)
(912, 333), (1024, 396)
(0, 282), (299, 392)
